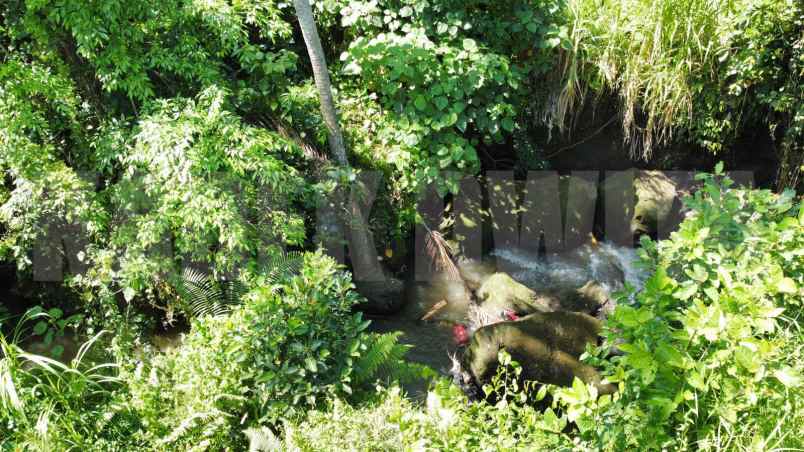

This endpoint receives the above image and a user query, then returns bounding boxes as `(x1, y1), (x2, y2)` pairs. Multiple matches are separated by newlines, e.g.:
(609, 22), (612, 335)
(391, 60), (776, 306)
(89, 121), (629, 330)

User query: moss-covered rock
(601, 169), (678, 242)
(463, 311), (615, 394)
(557, 280), (613, 316)
(476, 273), (560, 316)
(457, 258), (495, 292)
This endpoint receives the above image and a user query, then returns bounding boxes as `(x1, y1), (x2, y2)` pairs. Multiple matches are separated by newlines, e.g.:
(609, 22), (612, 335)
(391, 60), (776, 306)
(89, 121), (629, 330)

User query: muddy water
(368, 242), (647, 396)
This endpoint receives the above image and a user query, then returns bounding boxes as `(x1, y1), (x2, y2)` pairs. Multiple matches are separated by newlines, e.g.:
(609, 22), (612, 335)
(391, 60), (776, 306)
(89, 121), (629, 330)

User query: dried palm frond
(263, 114), (329, 166)
(420, 300), (448, 322)
(467, 304), (503, 331)
(424, 230), (461, 281)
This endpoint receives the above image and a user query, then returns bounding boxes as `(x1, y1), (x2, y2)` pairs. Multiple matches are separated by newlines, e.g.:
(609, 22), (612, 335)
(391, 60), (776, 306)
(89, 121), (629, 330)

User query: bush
(124, 251), (370, 449)
(281, 381), (574, 452)
(551, 165), (804, 450)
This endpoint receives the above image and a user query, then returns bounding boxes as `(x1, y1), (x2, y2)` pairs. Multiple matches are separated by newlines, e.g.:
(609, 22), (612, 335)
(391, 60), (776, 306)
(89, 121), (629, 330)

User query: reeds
(553, 0), (737, 159)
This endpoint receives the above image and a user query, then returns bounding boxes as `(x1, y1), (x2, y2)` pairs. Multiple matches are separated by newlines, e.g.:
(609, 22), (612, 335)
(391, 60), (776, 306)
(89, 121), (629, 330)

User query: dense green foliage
(553, 167), (804, 450)
(1, 0), (802, 450)
(274, 168), (804, 452)
(2, 252), (424, 450)
(280, 382), (572, 451)
(124, 252), (369, 448)
(0, 311), (121, 450)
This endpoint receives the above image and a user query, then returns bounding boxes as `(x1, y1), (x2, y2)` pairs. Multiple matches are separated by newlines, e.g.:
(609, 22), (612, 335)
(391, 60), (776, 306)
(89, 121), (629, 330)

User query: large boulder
(463, 311), (615, 394)
(476, 273), (560, 317)
(601, 169), (679, 242)
(457, 258), (495, 292)
(476, 272), (613, 319)
(355, 279), (405, 315)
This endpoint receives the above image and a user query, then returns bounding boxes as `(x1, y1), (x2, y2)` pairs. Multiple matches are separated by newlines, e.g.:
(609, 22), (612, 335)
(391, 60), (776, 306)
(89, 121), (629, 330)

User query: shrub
(125, 251), (371, 449)
(281, 380), (574, 452)
(551, 165), (804, 450)
(560, 0), (802, 169)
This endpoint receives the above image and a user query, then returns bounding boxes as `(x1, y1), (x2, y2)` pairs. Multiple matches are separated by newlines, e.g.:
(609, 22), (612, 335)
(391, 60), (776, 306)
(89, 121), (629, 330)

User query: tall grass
(0, 310), (119, 451)
(555, 0), (738, 159)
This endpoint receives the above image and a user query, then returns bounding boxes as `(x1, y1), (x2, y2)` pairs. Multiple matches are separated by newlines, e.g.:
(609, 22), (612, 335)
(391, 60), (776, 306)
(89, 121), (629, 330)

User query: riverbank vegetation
(1, 0), (802, 450)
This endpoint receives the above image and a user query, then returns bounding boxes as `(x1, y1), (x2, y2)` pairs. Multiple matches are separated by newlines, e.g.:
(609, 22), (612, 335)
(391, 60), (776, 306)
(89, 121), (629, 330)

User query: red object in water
(504, 309), (519, 321)
(452, 324), (470, 346)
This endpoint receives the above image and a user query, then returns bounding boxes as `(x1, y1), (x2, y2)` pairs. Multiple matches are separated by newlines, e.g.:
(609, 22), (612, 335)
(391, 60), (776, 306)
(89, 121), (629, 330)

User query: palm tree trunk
(292, 0), (348, 166)
(292, 0), (402, 313)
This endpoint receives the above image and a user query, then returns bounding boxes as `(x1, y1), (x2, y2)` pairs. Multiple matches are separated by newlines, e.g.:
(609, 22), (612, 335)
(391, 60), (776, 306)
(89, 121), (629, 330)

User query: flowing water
(368, 241), (648, 397)
(491, 242), (648, 295)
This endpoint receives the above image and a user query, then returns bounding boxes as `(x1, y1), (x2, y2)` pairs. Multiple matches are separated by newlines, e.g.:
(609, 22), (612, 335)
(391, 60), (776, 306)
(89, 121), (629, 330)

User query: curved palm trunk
(292, 0), (348, 166)
(293, 0), (402, 313)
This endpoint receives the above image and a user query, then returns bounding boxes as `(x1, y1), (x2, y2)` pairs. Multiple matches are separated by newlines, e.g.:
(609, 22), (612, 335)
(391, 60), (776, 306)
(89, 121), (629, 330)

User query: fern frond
(352, 332), (436, 386)
(353, 332), (407, 386)
(177, 268), (240, 318)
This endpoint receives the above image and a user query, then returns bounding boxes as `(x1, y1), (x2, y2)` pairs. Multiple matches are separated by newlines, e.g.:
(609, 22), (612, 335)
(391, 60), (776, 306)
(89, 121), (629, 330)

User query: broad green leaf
(540, 407), (565, 432)
(675, 283), (698, 300)
(774, 367), (801, 387)
(501, 118), (515, 132)
(656, 343), (685, 368)
(304, 358), (318, 373)
(33, 321), (48, 336)
(414, 95), (427, 111)
(51, 344), (64, 358)
(434, 96), (448, 110)
(123, 287), (136, 302)
(777, 277), (797, 294)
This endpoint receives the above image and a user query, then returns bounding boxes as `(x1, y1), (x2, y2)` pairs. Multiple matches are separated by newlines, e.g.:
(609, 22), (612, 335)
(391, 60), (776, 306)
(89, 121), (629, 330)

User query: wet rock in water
(476, 273), (560, 317)
(558, 280), (615, 319)
(463, 311), (615, 394)
(601, 169), (679, 242)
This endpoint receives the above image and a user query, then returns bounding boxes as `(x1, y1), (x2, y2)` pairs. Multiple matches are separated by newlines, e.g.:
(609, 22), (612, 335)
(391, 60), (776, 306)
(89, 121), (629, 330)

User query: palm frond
(264, 250), (305, 287)
(244, 426), (282, 452)
(177, 268), (238, 318)
(177, 251), (305, 318)
(424, 230), (461, 281)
